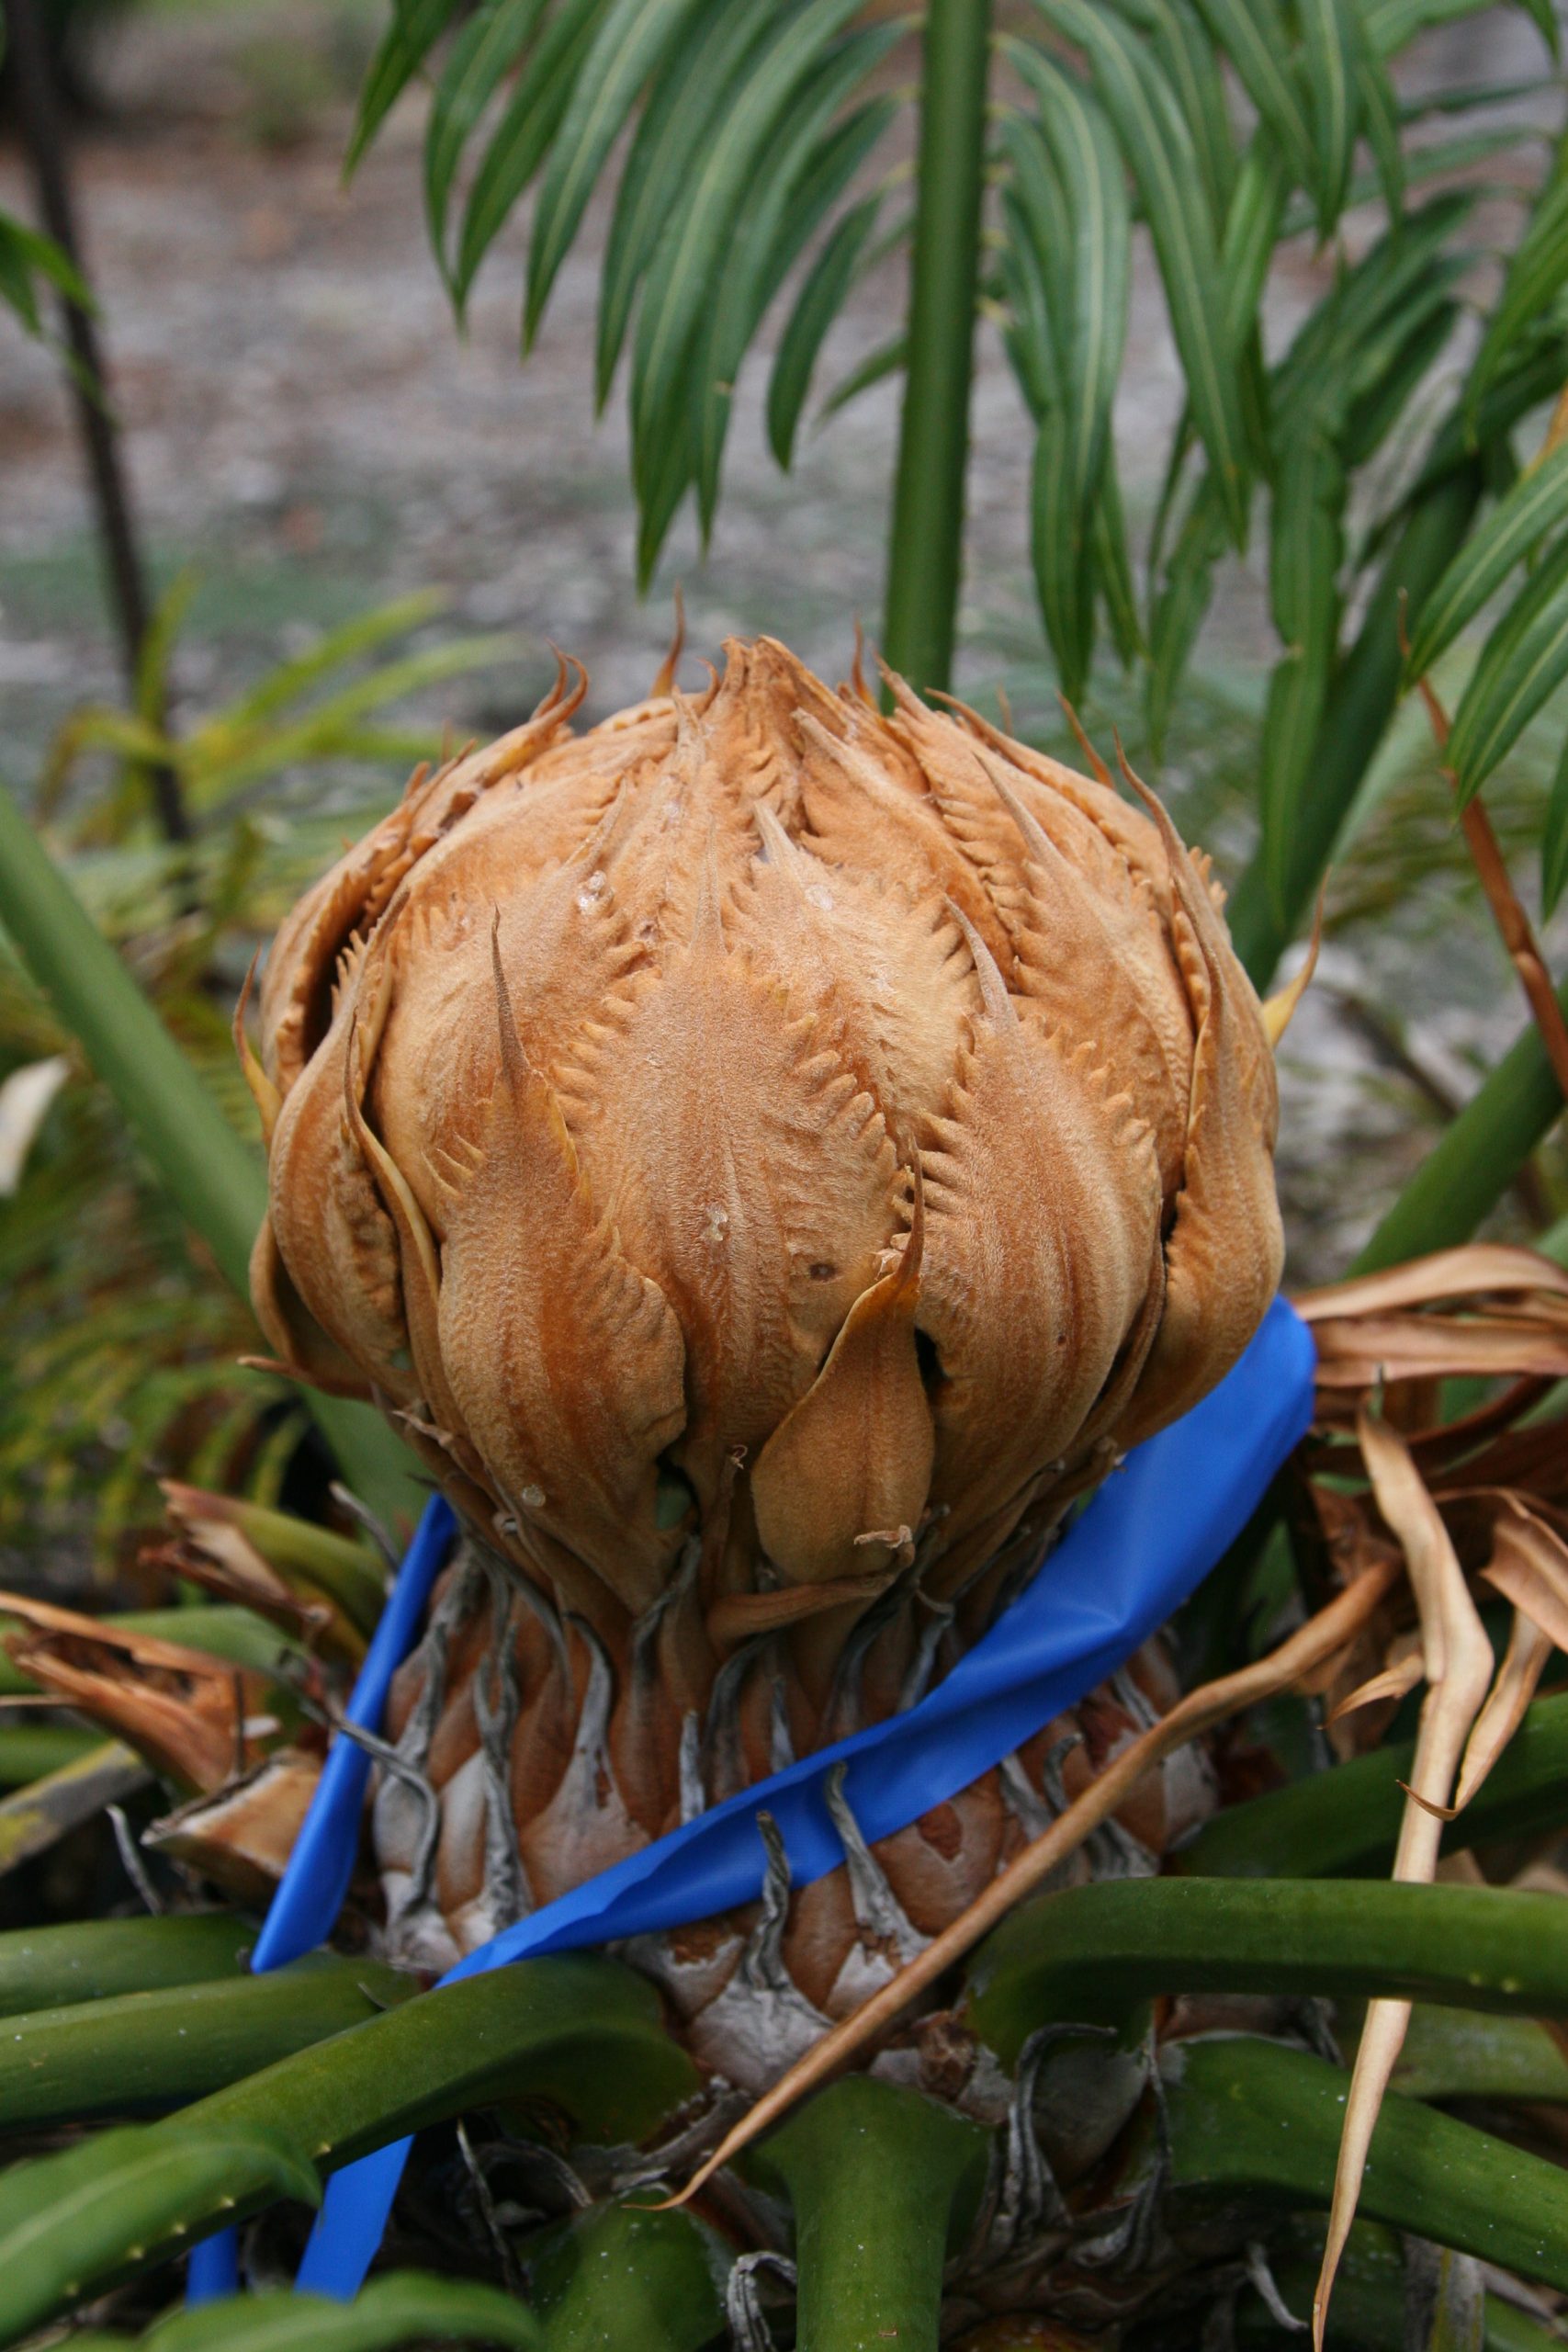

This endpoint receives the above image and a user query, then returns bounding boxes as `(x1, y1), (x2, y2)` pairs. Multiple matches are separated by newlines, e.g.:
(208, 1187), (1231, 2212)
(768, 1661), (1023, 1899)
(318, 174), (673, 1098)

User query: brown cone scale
(249, 637), (1282, 2072)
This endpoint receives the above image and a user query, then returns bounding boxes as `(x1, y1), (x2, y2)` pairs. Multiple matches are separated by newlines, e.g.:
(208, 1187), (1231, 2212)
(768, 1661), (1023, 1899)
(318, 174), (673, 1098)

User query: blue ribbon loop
(190, 1295), (1315, 2304)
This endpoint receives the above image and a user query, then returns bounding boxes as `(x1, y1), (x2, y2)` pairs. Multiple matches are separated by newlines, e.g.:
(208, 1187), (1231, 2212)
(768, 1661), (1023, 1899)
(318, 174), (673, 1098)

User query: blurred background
(1, 0), (1565, 1584)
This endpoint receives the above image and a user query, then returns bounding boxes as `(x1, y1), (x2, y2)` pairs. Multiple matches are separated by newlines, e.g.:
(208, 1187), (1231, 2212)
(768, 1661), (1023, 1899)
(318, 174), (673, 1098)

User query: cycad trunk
(374, 1528), (1217, 2101)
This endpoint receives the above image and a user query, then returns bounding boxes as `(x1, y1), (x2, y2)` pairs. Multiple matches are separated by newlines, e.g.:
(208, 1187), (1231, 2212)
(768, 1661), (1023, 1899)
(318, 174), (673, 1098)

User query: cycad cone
(249, 637), (1281, 2090)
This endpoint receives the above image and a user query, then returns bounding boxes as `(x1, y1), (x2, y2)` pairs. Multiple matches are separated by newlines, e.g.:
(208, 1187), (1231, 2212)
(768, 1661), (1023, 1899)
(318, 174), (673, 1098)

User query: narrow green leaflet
(217, 591), (446, 729)
(1470, 170), (1568, 413)
(1356, 35), (1405, 220)
(0, 209), (92, 339)
(1543, 727), (1568, 912)
(1299, 0), (1359, 236)
(1029, 0), (1249, 542)
(423, 0), (551, 286)
(1259, 471), (1342, 922)
(1112, 0), (1237, 225)
(1341, 297), (1457, 470)
(1222, 137), (1288, 345)
(1272, 192), (1472, 435)
(1013, 49), (1132, 510)
(1094, 445), (1145, 663)
(818, 331), (907, 420)
(1146, 470), (1228, 750)
(1004, 48), (1131, 697)
(633, 403), (696, 586)
(1391, 327), (1567, 526)
(132, 569), (200, 732)
(347, 0), (457, 175)
(0, 780), (423, 1525)
(998, 187), (1058, 422)
(454, 0), (611, 305)
(1448, 527), (1568, 802)
(1365, 0), (1504, 53)
(1404, 439), (1568, 682)
(188, 636), (519, 807)
(692, 53), (902, 532)
(1000, 113), (1075, 356)
(1404, 72), (1557, 113)
(1032, 410), (1096, 699)
(1156, 0), (1240, 222)
(1188, 0), (1317, 199)
(629, 0), (865, 493)
(594, 0), (777, 406)
(525, 0), (709, 344)
(144, 2273), (542, 2351)
(767, 192), (882, 469)
(1279, 125), (1535, 238)
(1142, 130), (1288, 616)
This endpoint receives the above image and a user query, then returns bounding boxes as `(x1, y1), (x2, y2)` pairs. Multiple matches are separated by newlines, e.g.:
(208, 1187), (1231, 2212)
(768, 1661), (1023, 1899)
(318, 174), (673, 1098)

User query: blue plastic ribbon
(186, 1492), (457, 2303)
(186, 1296), (1313, 2302)
(289, 1295), (1315, 2298)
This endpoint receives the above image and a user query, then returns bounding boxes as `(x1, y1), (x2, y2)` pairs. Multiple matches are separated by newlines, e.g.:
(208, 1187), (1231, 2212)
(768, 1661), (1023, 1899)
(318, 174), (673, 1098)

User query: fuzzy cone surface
(247, 638), (1282, 2086)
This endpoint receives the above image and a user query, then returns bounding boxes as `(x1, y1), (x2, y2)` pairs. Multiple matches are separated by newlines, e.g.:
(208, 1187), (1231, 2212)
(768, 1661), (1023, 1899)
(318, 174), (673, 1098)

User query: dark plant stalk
(0, 1957), (697, 2343)
(1168, 2037), (1568, 2293)
(879, 0), (991, 695)
(2, 0), (188, 846)
(1351, 979), (1568, 1271)
(747, 2078), (987, 2352)
(1178, 1691), (1568, 1880)
(965, 1878), (1568, 2066)
(0, 1957), (419, 2129)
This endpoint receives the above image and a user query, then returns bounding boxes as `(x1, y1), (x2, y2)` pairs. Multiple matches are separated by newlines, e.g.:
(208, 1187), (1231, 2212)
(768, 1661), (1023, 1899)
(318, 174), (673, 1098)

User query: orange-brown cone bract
(249, 637), (1281, 2007)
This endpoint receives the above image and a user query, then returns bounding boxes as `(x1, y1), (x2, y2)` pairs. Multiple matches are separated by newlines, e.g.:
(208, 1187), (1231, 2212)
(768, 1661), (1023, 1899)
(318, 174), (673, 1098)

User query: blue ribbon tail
(186, 1494), (456, 2304)
(297, 2141), (413, 2299)
(186, 2228), (239, 2303)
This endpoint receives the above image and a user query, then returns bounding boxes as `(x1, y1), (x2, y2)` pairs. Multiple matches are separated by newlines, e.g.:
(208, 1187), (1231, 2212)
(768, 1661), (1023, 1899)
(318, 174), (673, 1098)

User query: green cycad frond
(342, 0), (1568, 1035)
(0, 204), (90, 344)
(0, 584), (524, 1546)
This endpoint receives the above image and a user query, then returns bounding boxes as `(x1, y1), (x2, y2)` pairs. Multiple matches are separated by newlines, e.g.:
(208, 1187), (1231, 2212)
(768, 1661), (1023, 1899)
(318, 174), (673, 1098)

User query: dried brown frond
(0, 1589), (278, 1793)
(1312, 1412), (1495, 2351)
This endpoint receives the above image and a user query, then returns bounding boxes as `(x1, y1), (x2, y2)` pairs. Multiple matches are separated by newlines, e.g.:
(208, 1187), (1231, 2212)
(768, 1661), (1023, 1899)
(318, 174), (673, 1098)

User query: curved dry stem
(1313, 1412), (1495, 2352)
(1456, 1605), (1553, 1813)
(1292, 1242), (1568, 1323)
